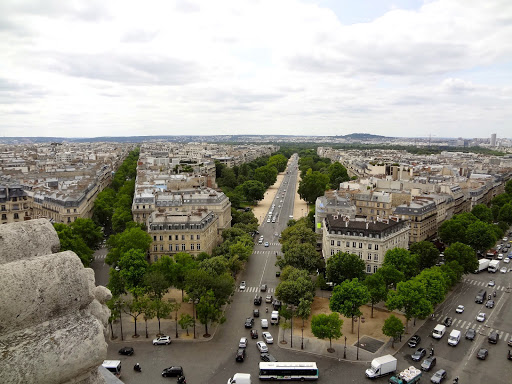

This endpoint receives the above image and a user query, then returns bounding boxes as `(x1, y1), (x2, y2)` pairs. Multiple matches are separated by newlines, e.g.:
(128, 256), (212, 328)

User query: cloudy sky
(1, 0), (511, 138)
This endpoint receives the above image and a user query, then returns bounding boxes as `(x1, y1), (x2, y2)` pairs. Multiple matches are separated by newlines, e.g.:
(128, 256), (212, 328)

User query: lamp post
(356, 315), (360, 360)
(344, 336), (347, 359)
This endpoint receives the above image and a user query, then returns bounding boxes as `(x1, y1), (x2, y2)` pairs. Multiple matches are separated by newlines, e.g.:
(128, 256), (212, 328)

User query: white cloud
(0, 0), (511, 138)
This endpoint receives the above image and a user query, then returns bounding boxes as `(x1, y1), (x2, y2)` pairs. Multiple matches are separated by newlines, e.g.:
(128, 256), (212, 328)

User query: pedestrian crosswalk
(255, 242), (280, 246)
(431, 313), (511, 342)
(463, 278), (508, 291)
(253, 250), (281, 255)
(237, 286), (275, 293)
(95, 254), (106, 260)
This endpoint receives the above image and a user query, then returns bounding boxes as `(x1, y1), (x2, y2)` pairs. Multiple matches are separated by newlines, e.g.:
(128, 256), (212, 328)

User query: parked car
(244, 318), (254, 328)
(153, 336), (171, 345)
(262, 332), (273, 344)
(239, 337), (248, 348)
(508, 336), (512, 347)
(455, 305), (464, 314)
(408, 335), (421, 348)
(265, 295), (273, 303)
(465, 328), (476, 341)
(442, 317), (453, 327)
(430, 369), (447, 384)
(508, 350), (512, 361)
(276, 270), (281, 277)
(161, 366), (183, 377)
(253, 309), (260, 318)
(260, 352), (278, 362)
(250, 329), (258, 339)
(504, 258), (510, 264)
(476, 312), (486, 322)
(411, 347), (427, 361)
(118, 347), (134, 355)
(421, 356), (437, 371)
(256, 341), (268, 353)
(235, 348), (246, 362)
(273, 300), (282, 310)
(485, 299), (495, 308)
(239, 281), (246, 290)
(260, 284), (267, 292)
(477, 348), (488, 360)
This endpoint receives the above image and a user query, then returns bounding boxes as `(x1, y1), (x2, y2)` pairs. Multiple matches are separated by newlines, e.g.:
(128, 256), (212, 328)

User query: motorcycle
(134, 364), (141, 373)
(177, 375), (187, 384)
(493, 291), (496, 297)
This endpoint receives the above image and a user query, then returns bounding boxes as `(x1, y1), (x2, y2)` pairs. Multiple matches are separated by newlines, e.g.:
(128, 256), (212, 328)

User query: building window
(190, 235), (194, 240)
(331, 249), (335, 255)
(374, 254), (379, 261)
(366, 265), (371, 273)
(160, 245), (164, 251)
(346, 241), (350, 247)
(368, 244), (372, 250)
(373, 265), (378, 273)
(169, 236), (172, 240)
(197, 235), (200, 240)
(353, 242), (356, 247)
(153, 245), (157, 251)
(2, 214), (7, 220)
(153, 236), (157, 241)
(359, 243), (363, 248)
(169, 244), (172, 251)
(367, 254), (372, 260)
(331, 240), (335, 246)
(182, 235), (185, 240)
(191, 244), (195, 250)
(14, 213), (19, 219)
(197, 244), (201, 250)
(182, 244), (186, 250)
(1, 205), (6, 211)
(175, 235), (179, 240)
(337, 241), (341, 246)
(375, 244), (379, 250)
(160, 235), (163, 241)
(175, 244), (179, 251)
(154, 255), (158, 262)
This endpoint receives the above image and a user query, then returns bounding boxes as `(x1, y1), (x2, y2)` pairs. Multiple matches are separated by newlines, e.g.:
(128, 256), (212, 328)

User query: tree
(199, 256), (229, 276)
(118, 249), (149, 293)
(53, 223), (94, 267)
(328, 162), (350, 189)
(106, 296), (121, 339)
(107, 268), (126, 297)
(240, 180), (266, 203)
(106, 226), (152, 266)
(196, 290), (223, 337)
(268, 154), (288, 173)
(151, 298), (173, 335)
(374, 265), (405, 289)
(310, 313), (343, 352)
(69, 218), (103, 250)
(383, 248), (418, 280)
(410, 241), (440, 271)
(111, 207), (133, 234)
(465, 221), (497, 253)
(280, 221), (317, 248)
(277, 243), (320, 273)
(364, 273), (387, 318)
(144, 270), (170, 299)
(329, 278), (370, 333)
(382, 315), (404, 348)
(415, 267), (448, 306)
(438, 219), (467, 245)
(298, 170), (330, 204)
(254, 165), (278, 188)
(505, 179), (512, 195)
(326, 252), (366, 285)
(93, 188), (116, 232)
(174, 253), (198, 300)
(141, 297), (156, 338)
(280, 320), (291, 343)
(275, 268), (315, 306)
(296, 298), (312, 349)
(123, 295), (146, 337)
(498, 203), (512, 225)
(443, 242), (478, 275)
(386, 279), (432, 333)
(178, 313), (195, 336)
(220, 167), (238, 189)
(471, 204), (493, 223)
(169, 301), (181, 338)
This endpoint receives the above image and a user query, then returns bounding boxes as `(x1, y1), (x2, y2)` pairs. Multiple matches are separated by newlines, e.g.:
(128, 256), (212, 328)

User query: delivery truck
(227, 373), (251, 384)
(365, 355), (397, 379)
(474, 259), (490, 273)
(389, 366), (422, 384)
(488, 260), (500, 273)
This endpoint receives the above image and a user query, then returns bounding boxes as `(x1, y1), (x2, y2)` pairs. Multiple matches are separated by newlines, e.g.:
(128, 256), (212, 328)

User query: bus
(102, 360), (121, 377)
(259, 362), (318, 381)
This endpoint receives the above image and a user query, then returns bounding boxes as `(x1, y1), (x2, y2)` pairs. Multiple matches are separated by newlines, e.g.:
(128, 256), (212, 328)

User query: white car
(256, 341), (268, 353)
(261, 319), (269, 328)
(476, 312), (486, 322)
(262, 332), (273, 344)
(264, 242), (269, 247)
(498, 254), (503, 260)
(504, 258), (510, 264)
(239, 281), (246, 290)
(153, 335), (171, 345)
(500, 266), (507, 273)
(239, 337), (248, 348)
(455, 305), (465, 314)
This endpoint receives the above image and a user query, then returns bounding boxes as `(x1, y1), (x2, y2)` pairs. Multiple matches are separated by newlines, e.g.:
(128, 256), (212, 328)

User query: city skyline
(1, 0), (511, 138)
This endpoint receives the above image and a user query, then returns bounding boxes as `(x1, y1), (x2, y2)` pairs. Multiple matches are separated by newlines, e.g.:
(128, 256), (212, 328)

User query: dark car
(276, 271), (281, 277)
(254, 295), (262, 306)
(244, 317), (254, 328)
(508, 350), (512, 361)
(421, 356), (437, 371)
(408, 335), (421, 348)
(412, 347), (427, 361)
(488, 330), (499, 344)
(253, 309), (260, 318)
(118, 346), (134, 356)
(273, 300), (282, 310)
(162, 366), (184, 377)
(430, 369), (447, 384)
(251, 329), (258, 339)
(477, 348), (488, 360)
(465, 328), (476, 341)
(442, 317), (453, 327)
(485, 299), (495, 308)
(260, 284), (267, 292)
(236, 348), (246, 362)
(260, 353), (278, 362)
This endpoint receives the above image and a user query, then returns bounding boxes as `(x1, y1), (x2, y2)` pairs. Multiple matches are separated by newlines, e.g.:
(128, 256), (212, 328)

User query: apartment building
(315, 190), (356, 236)
(393, 198), (437, 244)
(322, 215), (410, 274)
(353, 191), (393, 221)
(0, 184), (31, 224)
(147, 210), (219, 262)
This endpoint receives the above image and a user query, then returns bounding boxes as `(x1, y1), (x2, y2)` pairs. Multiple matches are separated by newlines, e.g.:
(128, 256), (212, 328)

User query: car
(508, 336), (512, 347)
(260, 353), (278, 362)
(421, 356), (437, 371)
(488, 330), (499, 344)
(477, 348), (488, 360)
(276, 271), (281, 277)
(254, 295), (262, 305)
(408, 335), (421, 348)
(476, 312), (486, 322)
(485, 299), (495, 308)
(267, 218), (271, 223)
(274, 233), (279, 237)
(498, 254), (504, 260)
(465, 328), (476, 340)
(508, 350), (512, 361)
(118, 346), (134, 355)
(161, 366), (183, 377)
(504, 257), (510, 263)
(235, 348), (246, 362)
(261, 318), (268, 328)
(239, 337), (248, 348)
(265, 295), (273, 303)
(443, 317), (453, 327)
(264, 242), (269, 247)
(250, 329), (258, 339)
(273, 300), (282, 310)
(411, 347), (427, 361)
(256, 341), (268, 353)
(239, 281), (246, 290)
(488, 280), (495, 287)
(153, 335), (171, 345)
(500, 266), (507, 273)
(260, 284), (267, 292)
(244, 318), (254, 328)
(455, 305), (464, 314)
(430, 369), (447, 384)
(262, 332), (273, 344)
(253, 309), (260, 318)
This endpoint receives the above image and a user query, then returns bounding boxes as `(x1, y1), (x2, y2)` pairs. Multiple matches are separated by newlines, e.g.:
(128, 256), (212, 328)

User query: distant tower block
(490, 133), (496, 147)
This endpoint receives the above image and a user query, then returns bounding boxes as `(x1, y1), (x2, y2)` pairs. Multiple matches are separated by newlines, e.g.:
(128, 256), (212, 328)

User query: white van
(102, 360), (121, 377)
(448, 329), (461, 346)
(227, 373), (252, 384)
(432, 324), (446, 339)
(270, 310), (279, 325)
(261, 319), (269, 328)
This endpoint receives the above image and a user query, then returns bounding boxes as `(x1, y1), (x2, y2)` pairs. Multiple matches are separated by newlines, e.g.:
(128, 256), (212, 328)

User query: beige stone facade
(394, 198), (437, 244)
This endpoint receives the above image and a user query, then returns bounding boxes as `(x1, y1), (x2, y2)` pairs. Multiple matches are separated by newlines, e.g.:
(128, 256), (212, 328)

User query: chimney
(366, 221), (369, 229)
(345, 220), (348, 227)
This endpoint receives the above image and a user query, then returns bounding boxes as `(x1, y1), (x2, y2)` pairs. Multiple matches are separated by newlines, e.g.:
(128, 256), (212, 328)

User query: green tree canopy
(268, 154), (288, 173)
(374, 265), (405, 289)
(277, 242), (320, 273)
(53, 223), (94, 267)
(298, 169), (330, 204)
(196, 290), (223, 337)
(328, 162), (350, 189)
(471, 204), (493, 223)
(409, 241), (440, 271)
(465, 221), (497, 252)
(240, 180), (266, 203)
(383, 248), (418, 280)
(329, 278), (370, 333)
(275, 268), (315, 306)
(253, 165), (278, 188)
(69, 218), (103, 250)
(326, 252), (366, 285)
(106, 226), (152, 266)
(382, 315), (404, 348)
(280, 221), (317, 249)
(310, 313), (343, 352)
(364, 273), (388, 318)
(498, 203), (512, 225)
(443, 242), (478, 274)
(414, 267), (448, 306)
(118, 248), (149, 293)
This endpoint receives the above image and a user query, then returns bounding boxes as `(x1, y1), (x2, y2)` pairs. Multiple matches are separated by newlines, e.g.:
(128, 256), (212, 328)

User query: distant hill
(339, 133), (389, 140)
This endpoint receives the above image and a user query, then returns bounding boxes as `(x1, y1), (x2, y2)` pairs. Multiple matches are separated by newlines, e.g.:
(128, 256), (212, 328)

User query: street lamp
(356, 315), (360, 360)
(344, 336), (347, 359)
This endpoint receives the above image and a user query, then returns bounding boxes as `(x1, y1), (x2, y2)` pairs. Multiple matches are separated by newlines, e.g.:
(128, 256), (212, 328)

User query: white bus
(102, 360), (121, 377)
(258, 362), (318, 381)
